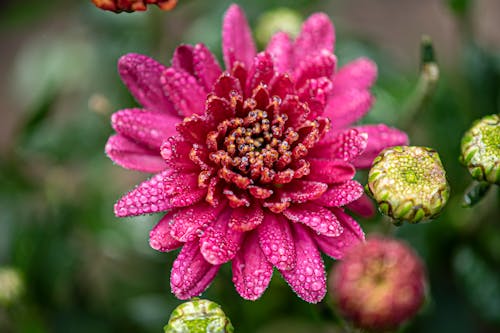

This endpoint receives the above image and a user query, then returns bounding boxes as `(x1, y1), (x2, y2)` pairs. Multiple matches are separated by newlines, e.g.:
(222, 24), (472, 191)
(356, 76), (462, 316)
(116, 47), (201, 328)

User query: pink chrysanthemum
(105, 4), (408, 303)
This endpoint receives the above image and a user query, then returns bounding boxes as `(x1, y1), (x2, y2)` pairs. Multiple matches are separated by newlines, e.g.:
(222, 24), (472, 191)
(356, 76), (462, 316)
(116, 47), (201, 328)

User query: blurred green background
(0, 0), (499, 332)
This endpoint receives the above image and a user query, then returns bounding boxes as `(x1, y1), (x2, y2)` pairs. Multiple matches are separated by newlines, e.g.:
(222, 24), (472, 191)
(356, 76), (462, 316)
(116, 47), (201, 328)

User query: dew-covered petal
(170, 203), (223, 242)
(280, 224), (326, 303)
(170, 240), (221, 299)
(160, 136), (200, 172)
(270, 73), (294, 99)
(105, 134), (166, 173)
(294, 51), (336, 88)
(111, 108), (178, 150)
(266, 31), (293, 73)
(205, 95), (236, 127)
(333, 57), (377, 92)
(229, 204), (264, 232)
(279, 180), (328, 203)
(118, 53), (175, 114)
(311, 128), (368, 162)
(258, 213), (296, 271)
(222, 4), (257, 70)
(352, 124), (409, 168)
(246, 52), (274, 96)
(314, 208), (365, 259)
(283, 202), (342, 237)
(149, 211), (183, 252)
(307, 159), (355, 184)
(172, 44), (222, 92)
(212, 73), (243, 100)
(315, 180), (364, 207)
(346, 194), (376, 218)
(232, 231), (273, 300)
(200, 210), (244, 265)
(324, 89), (374, 130)
(161, 68), (207, 117)
(294, 13), (335, 64)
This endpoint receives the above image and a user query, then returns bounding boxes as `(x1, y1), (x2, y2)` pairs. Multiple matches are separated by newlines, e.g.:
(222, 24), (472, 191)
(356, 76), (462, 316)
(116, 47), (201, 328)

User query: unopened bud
(164, 299), (234, 333)
(0, 267), (24, 307)
(367, 146), (450, 224)
(460, 114), (500, 185)
(330, 237), (426, 332)
(255, 8), (302, 46)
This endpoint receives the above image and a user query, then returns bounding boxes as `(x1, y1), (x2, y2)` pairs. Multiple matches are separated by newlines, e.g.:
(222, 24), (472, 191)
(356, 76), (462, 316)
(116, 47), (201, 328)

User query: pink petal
(105, 134), (165, 173)
(266, 32), (293, 73)
(161, 68), (207, 117)
(149, 212), (183, 252)
(293, 13), (335, 64)
(294, 51), (336, 88)
(229, 204), (264, 232)
(212, 73), (243, 100)
(111, 108), (178, 150)
(232, 231), (273, 300)
(170, 203), (223, 242)
(280, 224), (326, 303)
(114, 170), (175, 217)
(333, 57), (377, 92)
(175, 114), (209, 143)
(311, 128), (368, 162)
(257, 213), (296, 271)
(280, 95), (309, 128)
(324, 89), (374, 130)
(205, 95), (235, 127)
(346, 194), (376, 218)
(307, 159), (355, 184)
(172, 44), (222, 92)
(279, 180), (328, 203)
(246, 52), (275, 96)
(315, 180), (364, 207)
(222, 4), (257, 70)
(352, 124), (409, 168)
(314, 208), (365, 259)
(270, 73), (294, 99)
(170, 240), (220, 299)
(200, 209), (244, 265)
(283, 203), (342, 237)
(118, 53), (175, 114)
(160, 136), (199, 172)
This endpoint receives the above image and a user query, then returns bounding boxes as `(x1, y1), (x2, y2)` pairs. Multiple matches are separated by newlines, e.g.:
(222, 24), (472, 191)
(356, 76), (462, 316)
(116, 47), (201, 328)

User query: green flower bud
(460, 114), (500, 185)
(367, 146), (450, 224)
(255, 8), (302, 46)
(164, 299), (234, 333)
(0, 267), (24, 307)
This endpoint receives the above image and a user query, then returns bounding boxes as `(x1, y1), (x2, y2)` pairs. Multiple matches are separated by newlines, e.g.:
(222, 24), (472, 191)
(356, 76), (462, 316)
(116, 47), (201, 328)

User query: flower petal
(346, 194), (376, 218)
(266, 31), (293, 73)
(172, 44), (222, 92)
(170, 240), (220, 299)
(279, 180), (328, 203)
(294, 51), (336, 88)
(200, 209), (244, 265)
(324, 89), (374, 130)
(352, 124), (409, 168)
(105, 134), (165, 173)
(307, 159), (355, 184)
(314, 208), (365, 259)
(246, 52), (275, 96)
(315, 180), (364, 207)
(232, 231), (273, 300)
(294, 13), (335, 64)
(229, 204), (264, 232)
(332, 57), (377, 92)
(161, 68), (207, 117)
(111, 108), (178, 150)
(258, 213), (296, 271)
(118, 53), (175, 114)
(170, 203), (224, 242)
(280, 224), (326, 303)
(149, 211), (183, 252)
(283, 202), (342, 237)
(311, 128), (368, 162)
(222, 4), (257, 70)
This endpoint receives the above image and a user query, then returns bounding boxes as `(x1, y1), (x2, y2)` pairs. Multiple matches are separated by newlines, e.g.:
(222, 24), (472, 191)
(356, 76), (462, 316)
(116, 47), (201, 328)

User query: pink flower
(105, 4), (408, 303)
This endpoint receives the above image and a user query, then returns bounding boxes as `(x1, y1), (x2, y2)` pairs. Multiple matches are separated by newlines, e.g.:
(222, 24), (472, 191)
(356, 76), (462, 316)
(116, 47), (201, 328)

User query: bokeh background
(1, 0), (499, 332)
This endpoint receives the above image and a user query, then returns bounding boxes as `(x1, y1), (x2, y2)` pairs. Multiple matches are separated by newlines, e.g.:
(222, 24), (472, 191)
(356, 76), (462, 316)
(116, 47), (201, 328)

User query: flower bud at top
(460, 114), (500, 185)
(164, 299), (234, 333)
(255, 8), (302, 46)
(0, 267), (24, 307)
(367, 146), (450, 224)
(329, 237), (426, 332)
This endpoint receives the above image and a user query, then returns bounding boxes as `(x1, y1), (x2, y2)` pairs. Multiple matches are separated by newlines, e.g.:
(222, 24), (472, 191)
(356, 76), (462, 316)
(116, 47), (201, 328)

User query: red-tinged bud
(92, 0), (177, 13)
(329, 237), (426, 331)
